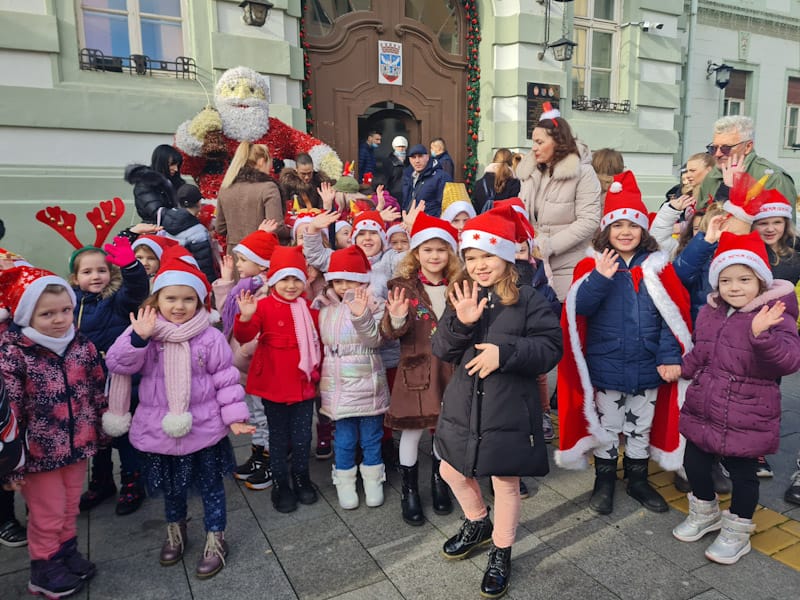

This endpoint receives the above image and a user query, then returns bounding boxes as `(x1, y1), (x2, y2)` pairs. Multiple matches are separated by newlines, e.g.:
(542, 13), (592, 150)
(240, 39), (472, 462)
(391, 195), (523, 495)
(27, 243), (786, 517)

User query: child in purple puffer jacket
(674, 231), (800, 565)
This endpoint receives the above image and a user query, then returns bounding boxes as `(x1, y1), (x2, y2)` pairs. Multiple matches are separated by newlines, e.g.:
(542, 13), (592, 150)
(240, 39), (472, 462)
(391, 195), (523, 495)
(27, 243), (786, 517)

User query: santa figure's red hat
(232, 230), (279, 268)
(459, 205), (535, 263)
(601, 171), (649, 231)
(409, 213), (459, 253)
(709, 231), (773, 288)
(325, 245), (371, 283)
(132, 235), (179, 260)
(0, 266), (75, 327)
(350, 210), (387, 248)
(267, 246), (308, 287)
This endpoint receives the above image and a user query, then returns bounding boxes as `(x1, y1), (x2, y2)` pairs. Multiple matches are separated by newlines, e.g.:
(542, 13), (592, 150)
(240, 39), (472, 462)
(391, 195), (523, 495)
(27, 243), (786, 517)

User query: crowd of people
(1, 108), (799, 599)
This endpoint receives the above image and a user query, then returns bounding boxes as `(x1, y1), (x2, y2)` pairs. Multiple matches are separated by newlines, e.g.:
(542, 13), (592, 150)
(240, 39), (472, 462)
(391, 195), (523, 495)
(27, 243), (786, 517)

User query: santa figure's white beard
(218, 101), (270, 141)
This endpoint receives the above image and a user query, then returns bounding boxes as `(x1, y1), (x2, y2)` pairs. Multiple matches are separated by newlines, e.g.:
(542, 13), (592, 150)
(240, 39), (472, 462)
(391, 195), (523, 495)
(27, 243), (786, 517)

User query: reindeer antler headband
(36, 197), (125, 249)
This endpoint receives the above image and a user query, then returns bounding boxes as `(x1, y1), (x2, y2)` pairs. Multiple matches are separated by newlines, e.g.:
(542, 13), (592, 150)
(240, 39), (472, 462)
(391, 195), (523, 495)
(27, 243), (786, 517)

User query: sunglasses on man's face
(705, 140), (749, 156)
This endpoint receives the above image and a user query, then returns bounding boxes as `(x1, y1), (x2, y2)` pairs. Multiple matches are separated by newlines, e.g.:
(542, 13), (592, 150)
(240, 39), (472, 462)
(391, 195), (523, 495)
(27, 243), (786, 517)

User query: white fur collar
(516, 152), (580, 182)
(706, 279), (796, 313)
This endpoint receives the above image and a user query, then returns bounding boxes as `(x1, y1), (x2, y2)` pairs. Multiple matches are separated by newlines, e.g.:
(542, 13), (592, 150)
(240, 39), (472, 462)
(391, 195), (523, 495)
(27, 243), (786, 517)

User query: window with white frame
(79, 0), (184, 61)
(571, 0), (618, 101)
(723, 70), (747, 116)
(785, 77), (800, 149)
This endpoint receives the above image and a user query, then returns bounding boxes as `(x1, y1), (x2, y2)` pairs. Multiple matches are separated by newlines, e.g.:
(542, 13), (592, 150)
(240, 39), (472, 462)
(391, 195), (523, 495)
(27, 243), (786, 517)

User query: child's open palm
(236, 290), (258, 321)
(386, 286), (409, 318)
(310, 209), (340, 233)
(449, 280), (487, 325)
(752, 301), (785, 337)
(130, 306), (157, 340)
(230, 422), (256, 435)
(317, 181), (336, 210)
(219, 254), (234, 281)
(595, 249), (619, 279)
(258, 219), (279, 233)
(344, 286), (369, 317)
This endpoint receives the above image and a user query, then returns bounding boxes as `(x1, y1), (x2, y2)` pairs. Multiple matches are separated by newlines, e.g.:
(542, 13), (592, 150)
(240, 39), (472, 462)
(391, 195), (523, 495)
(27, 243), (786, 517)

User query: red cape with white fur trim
(555, 251), (693, 471)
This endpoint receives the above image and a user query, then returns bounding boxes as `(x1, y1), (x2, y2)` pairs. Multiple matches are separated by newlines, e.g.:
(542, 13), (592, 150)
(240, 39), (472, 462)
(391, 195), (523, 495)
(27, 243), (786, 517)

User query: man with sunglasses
(698, 116), (796, 214)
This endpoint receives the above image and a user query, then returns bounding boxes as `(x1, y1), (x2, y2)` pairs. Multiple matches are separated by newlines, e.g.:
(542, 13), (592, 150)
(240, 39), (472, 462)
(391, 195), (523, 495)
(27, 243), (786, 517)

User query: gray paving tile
(692, 549), (800, 600)
(688, 591), (732, 600)
(86, 547), (192, 600)
(0, 567), (88, 600)
(326, 579), (402, 600)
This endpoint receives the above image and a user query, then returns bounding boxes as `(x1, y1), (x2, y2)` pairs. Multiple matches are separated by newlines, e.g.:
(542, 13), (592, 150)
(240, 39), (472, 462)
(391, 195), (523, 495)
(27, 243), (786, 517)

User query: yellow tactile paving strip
(549, 415), (800, 571)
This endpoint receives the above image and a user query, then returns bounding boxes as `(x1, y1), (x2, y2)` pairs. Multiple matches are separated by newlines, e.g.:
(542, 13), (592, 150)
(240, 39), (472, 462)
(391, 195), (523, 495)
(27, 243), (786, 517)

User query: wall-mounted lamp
(706, 61), (733, 90)
(239, 0), (274, 27)
(538, 0), (577, 62)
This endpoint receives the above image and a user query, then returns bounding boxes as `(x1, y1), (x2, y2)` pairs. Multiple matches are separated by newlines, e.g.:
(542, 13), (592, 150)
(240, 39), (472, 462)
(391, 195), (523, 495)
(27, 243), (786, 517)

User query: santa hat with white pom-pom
(600, 170), (650, 231)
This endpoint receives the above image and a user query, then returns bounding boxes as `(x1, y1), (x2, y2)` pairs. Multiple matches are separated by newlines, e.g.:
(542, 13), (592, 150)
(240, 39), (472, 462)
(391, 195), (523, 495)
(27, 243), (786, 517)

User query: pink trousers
(20, 460), (86, 560)
(439, 460), (521, 548)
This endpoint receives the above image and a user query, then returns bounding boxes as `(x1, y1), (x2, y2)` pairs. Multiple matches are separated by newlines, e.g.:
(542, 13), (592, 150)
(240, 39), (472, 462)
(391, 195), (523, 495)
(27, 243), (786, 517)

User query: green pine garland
(299, 0), (313, 133)
(463, 1), (480, 193)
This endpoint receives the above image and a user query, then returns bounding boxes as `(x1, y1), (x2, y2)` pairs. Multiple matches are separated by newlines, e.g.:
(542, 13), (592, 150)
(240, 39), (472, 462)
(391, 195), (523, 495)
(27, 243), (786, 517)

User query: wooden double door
(305, 1), (468, 180)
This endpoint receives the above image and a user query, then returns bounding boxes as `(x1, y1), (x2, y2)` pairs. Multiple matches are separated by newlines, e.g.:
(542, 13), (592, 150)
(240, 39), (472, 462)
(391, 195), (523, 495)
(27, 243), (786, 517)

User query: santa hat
(152, 256), (211, 307)
(267, 246), (308, 287)
(723, 171), (783, 224)
(335, 220), (352, 236)
(493, 198), (530, 222)
(409, 212), (459, 252)
(160, 245), (200, 269)
(0, 266), (75, 327)
(539, 101), (561, 122)
(386, 223), (407, 242)
(600, 170), (649, 231)
(325, 245), (372, 283)
(0, 247), (31, 268)
(708, 231), (773, 288)
(460, 205), (534, 263)
(292, 210), (326, 242)
(350, 210), (387, 248)
(132, 235), (178, 261)
(232, 230), (279, 268)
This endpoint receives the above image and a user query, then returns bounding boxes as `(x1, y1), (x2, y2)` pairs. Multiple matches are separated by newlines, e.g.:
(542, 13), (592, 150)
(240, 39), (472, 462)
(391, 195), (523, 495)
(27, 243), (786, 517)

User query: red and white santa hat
(385, 223), (408, 243)
(709, 230), (773, 288)
(349, 210), (387, 248)
(722, 172), (786, 225)
(325, 245), (372, 283)
(0, 247), (31, 268)
(292, 210), (327, 242)
(160, 245), (201, 269)
(267, 245), (308, 287)
(232, 230), (279, 268)
(460, 205), (535, 263)
(409, 212), (459, 252)
(600, 170), (649, 231)
(752, 191), (793, 221)
(0, 266), (76, 327)
(132, 235), (178, 261)
(493, 198), (530, 222)
(152, 256), (211, 307)
(441, 200), (477, 225)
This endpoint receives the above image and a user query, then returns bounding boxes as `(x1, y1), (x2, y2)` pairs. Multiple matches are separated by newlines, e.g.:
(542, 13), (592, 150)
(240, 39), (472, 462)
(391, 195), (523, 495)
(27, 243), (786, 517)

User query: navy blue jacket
(358, 142), (377, 183)
(432, 151), (454, 179)
(73, 261), (150, 354)
(401, 161), (452, 217)
(575, 250), (682, 394)
(673, 232), (717, 325)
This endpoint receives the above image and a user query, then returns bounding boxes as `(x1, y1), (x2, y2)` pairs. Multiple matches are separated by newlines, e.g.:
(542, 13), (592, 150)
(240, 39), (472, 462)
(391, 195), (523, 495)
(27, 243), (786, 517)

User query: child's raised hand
(402, 199), (425, 231)
(752, 301), (785, 337)
(310, 210), (340, 233)
(130, 306), (157, 340)
(236, 290), (258, 321)
(344, 286), (369, 317)
(380, 206), (401, 225)
(318, 181), (336, 211)
(219, 254), (235, 281)
(386, 286), (409, 318)
(669, 194), (695, 212)
(595, 249), (619, 279)
(657, 364), (682, 383)
(703, 214), (726, 243)
(374, 185), (386, 210)
(465, 343), (500, 379)
(104, 236), (137, 268)
(258, 219), (279, 233)
(230, 422), (256, 436)
(449, 280), (487, 325)
(130, 223), (163, 235)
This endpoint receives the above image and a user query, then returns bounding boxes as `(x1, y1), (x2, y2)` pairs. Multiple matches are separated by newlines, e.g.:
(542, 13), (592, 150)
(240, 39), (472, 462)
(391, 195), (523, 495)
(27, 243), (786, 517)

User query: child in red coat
(233, 246), (322, 514)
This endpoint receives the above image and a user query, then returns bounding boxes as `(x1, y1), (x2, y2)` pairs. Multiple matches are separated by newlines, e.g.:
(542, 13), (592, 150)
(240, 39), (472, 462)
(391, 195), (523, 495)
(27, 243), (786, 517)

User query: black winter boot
(291, 471), (318, 505)
(399, 463), (424, 526)
(480, 544), (512, 598)
(589, 457), (618, 515)
(624, 456), (668, 513)
(442, 509), (493, 560)
(430, 455), (453, 515)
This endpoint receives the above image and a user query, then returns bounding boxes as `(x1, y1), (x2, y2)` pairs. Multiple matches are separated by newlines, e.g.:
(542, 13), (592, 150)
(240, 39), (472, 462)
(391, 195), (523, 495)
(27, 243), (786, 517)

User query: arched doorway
(304, 1), (467, 181)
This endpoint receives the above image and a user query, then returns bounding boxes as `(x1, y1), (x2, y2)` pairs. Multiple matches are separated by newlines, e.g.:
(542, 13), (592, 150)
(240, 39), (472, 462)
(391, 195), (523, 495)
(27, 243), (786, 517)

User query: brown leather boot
(195, 531), (228, 579)
(159, 521), (187, 566)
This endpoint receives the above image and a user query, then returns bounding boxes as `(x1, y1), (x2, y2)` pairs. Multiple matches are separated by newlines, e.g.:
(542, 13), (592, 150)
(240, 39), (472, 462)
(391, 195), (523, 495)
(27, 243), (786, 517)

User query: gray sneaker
(542, 411), (555, 443)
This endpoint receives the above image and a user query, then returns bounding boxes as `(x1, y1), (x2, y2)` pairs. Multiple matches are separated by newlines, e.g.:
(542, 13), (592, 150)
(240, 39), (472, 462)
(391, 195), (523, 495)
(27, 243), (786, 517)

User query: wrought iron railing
(571, 96), (631, 114)
(79, 49), (196, 79)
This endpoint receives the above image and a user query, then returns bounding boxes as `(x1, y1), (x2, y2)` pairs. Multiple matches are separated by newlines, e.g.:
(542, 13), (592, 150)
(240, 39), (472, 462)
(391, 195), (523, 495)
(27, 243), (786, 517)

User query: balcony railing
(572, 96), (631, 114)
(79, 49), (196, 79)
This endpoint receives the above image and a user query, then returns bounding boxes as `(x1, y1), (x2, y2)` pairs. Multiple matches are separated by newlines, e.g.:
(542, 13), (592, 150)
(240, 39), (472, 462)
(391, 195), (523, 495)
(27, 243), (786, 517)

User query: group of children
(1, 139), (799, 600)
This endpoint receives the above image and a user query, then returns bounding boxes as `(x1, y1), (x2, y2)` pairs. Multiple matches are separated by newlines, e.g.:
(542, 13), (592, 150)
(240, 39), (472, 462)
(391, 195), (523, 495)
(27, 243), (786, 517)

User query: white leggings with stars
(593, 388), (658, 460)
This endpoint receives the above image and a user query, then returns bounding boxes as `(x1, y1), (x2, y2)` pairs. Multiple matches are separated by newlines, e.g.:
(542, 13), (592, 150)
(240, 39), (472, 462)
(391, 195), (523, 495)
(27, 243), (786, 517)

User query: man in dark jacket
(357, 130), (381, 183)
(383, 135), (408, 200)
(430, 137), (455, 180)
(401, 144), (452, 217)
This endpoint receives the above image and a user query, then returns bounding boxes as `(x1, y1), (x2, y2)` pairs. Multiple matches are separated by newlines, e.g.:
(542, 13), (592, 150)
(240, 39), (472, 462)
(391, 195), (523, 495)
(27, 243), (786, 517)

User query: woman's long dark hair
(150, 145), (183, 179)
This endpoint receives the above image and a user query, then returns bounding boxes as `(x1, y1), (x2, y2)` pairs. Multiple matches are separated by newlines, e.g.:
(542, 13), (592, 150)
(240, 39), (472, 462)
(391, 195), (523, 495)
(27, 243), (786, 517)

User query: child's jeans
(334, 415), (384, 470)
(684, 440), (759, 518)
(163, 476), (226, 532)
(262, 398), (314, 481)
(20, 460), (85, 560)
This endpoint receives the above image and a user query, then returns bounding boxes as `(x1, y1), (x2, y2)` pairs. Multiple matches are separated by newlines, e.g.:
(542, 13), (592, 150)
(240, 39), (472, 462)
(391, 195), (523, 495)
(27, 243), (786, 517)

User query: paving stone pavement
(1, 371), (799, 599)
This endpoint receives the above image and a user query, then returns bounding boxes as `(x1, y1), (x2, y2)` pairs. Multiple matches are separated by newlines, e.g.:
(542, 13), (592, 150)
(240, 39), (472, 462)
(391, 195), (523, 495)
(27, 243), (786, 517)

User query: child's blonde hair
(140, 287), (202, 311)
(68, 249), (121, 300)
(395, 243), (462, 282)
(449, 256), (519, 306)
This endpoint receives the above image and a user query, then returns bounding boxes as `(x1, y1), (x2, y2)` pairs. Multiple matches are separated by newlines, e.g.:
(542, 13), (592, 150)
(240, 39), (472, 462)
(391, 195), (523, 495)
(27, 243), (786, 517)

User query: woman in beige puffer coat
(517, 116), (601, 301)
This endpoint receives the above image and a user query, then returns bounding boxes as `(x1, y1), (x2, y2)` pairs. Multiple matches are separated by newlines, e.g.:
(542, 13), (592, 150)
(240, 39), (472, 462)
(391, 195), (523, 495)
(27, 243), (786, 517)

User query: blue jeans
(334, 415), (384, 470)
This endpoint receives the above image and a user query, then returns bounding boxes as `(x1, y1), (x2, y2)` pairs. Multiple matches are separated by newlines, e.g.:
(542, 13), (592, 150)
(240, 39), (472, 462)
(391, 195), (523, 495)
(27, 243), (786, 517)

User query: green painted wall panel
(211, 32), (292, 74)
(494, 14), (545, 45)
(637, 81), (680, 108)
(638, 34), (682, 64)
(638, 0), (684, 15)
(0, 11), (59, 53)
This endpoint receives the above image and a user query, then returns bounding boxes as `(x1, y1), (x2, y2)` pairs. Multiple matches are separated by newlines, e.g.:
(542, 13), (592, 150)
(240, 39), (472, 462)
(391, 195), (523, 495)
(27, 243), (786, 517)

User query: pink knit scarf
(107, 310), (210, 438)
(273, 292), (320, 381)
